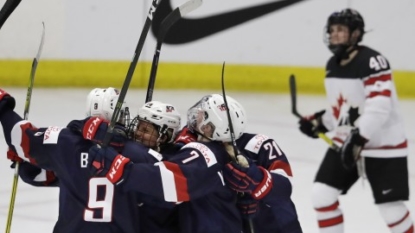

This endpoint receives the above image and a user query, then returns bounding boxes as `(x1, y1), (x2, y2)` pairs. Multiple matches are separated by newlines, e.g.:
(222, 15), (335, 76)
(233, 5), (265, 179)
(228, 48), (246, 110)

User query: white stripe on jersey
(155, 162), (178, 202)
(11, 120), (30, 162)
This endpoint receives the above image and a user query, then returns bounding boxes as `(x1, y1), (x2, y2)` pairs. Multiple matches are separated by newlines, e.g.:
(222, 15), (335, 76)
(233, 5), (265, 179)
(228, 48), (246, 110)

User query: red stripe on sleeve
(20, 122), (38, 165)
(388, 211), (410, 228)
(163, 161), (190, 202)
(315, 201), (339, 212)
(318, 215), (343, 228)
(364, 73), (391, 86)
(367, 90), (391, 98)
(268, 160), (293, 177)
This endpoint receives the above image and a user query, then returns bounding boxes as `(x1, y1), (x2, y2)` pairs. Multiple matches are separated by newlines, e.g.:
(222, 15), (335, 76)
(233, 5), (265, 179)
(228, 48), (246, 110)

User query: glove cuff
(83, 117), (105, 140)
(106, 154), (131, 185)
(252, 166), (273, 200)
(0, 89), (16, 113)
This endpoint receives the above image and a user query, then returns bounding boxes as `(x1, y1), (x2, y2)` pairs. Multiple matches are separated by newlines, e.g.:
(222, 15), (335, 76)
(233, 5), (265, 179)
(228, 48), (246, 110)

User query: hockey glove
(0, 88), (16, 116)
(298, 109), (328, 138)
(237, 195), (259, 220)
(88, 145), (131, 185)
(224, 159), (273, 200)
(83, 117), (128, 151)
(174, 126), (197, 146)
(341, 128), (367, 170)
(7, 148), (23, 163)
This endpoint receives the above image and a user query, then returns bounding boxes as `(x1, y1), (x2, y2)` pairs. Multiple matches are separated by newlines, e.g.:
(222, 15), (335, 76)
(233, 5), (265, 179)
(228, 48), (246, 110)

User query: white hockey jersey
(321, 46), (407, 158)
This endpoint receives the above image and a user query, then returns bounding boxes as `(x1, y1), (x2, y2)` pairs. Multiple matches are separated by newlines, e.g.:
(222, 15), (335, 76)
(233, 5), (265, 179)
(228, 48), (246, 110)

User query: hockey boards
(288, 74), (340, 152)
(145, 0), (203, 103)
(0, 0), (21, 31)
(5, 22), (45, 233)
(102, 0), (162, 146)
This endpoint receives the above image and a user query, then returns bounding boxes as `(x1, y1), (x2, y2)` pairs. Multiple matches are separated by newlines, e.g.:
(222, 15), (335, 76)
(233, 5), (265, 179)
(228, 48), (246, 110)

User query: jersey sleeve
(240, 134), (294, 200)
(121, 142), (225, 203)
(0, 108), (79, 171)
(357, 53), (394, 140)
(18, 162), (59, 187)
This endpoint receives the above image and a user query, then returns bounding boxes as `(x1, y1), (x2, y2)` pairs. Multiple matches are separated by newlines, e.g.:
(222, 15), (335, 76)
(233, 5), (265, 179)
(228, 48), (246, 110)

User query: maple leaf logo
(332, 94), (347, 119)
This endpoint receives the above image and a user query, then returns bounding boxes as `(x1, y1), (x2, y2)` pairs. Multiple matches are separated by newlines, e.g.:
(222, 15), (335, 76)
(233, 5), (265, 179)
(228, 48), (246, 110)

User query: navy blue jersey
(0, 110), (141, 233)
(236, 133), (303, 233)
(119, 141), (243, 233)
(122, 140), (179, 233)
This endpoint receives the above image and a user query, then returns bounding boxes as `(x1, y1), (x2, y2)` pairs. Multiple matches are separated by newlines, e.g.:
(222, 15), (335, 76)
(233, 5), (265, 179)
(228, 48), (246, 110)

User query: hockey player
(298, 9), (414, 233)
(87, 94), (247, 233)
(0, 87), (142, 233)
(6, 87), (127, 186)
(179, 94), (303, 233)
(6, 87), (181, 233)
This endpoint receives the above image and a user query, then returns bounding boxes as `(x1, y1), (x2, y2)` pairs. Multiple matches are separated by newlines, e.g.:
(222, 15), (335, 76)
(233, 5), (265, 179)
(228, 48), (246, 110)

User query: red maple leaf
(332, 94), (347, 119)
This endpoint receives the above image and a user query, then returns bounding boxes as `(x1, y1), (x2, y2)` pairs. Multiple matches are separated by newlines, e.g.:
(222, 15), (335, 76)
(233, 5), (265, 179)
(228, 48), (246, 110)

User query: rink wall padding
(1, 60), (414, 98)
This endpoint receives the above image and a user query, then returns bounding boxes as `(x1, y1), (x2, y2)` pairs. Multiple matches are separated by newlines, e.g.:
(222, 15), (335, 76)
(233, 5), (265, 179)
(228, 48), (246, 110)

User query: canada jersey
(323, 45), (407, 158)
(236, 133), (303, 233)
(1, 111), (141, 233)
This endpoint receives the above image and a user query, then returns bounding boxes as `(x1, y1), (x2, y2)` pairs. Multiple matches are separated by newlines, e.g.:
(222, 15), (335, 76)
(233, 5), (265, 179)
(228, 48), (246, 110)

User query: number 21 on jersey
(263, 141), (283, 160)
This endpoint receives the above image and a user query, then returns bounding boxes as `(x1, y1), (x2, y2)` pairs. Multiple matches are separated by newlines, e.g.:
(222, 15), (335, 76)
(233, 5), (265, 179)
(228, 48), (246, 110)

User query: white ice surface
(0, 88), (414, 233)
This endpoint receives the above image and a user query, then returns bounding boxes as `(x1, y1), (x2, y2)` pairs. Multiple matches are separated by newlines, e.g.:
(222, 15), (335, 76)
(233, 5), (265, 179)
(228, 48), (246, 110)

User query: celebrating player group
(0, 2), (413, 233)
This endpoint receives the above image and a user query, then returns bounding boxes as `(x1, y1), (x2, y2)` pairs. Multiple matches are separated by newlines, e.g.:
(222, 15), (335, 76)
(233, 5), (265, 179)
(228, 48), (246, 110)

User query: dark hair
(326, 8), (365, 43)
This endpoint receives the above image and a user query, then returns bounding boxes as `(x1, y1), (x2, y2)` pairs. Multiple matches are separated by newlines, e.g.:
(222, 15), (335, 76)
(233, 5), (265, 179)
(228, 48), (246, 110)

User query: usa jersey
(0, 110), (141, 233)
(236, 133), (303, 233)
(322, 45), (408, 158)
(119, 141), (243, 233)
(122, 140), (179, 233)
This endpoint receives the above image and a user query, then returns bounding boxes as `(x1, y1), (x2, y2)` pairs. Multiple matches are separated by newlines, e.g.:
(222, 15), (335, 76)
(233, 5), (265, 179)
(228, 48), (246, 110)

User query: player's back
(51, 129), (141, 233)
(5, 116), (141, 233)
(236, 133), (303, 233)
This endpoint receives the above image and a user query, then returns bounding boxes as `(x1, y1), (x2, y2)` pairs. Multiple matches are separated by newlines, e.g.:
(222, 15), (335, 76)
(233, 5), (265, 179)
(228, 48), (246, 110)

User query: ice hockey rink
(0, 88), (414, 233)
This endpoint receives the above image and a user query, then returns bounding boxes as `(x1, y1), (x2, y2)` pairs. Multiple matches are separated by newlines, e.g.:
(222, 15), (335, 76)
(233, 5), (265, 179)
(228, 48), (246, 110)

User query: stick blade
(179, 0), (203, 16)
(289, 74), (302, 118)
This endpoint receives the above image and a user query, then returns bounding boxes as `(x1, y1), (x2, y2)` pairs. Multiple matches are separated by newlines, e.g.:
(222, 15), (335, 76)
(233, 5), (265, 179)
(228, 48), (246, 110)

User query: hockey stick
(145, 0), (203, 103)
(221, 62), (255, 233)
(0, 0), (21, 31)
(102, 0), (161, 146)
(5, 22), (45, 233)
(289, 74), (340, 152)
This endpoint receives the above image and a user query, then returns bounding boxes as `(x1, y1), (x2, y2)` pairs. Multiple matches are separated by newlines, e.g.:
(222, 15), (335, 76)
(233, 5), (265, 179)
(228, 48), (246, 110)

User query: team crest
(217, 104), (227, 111)
(166, 105), (175, 112)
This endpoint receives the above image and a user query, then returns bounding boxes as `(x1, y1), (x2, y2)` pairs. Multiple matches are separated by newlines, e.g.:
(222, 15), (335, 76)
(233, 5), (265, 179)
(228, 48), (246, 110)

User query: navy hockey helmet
(326, 8), (365, 43)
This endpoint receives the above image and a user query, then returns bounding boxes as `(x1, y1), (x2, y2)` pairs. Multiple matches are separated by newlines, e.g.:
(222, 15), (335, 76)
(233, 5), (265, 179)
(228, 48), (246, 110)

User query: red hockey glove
(83, 117), (128, 151)
(298, 109), (328, 138)
(237, 195), (259, 220)
(224, 159), (273, 200)
(174, 126), (197, 145)
(0, 88), (16, 116)
(88, 145), (131, 185)
(341, 128), (368, 170)
(7, 148), (23, 163)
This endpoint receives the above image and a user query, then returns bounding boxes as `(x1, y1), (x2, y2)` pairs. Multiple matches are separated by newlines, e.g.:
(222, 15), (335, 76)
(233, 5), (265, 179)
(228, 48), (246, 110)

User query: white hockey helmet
(86, 87), (129, 122)
(187, 94), (247, 142)
(132, 101), (181, 143)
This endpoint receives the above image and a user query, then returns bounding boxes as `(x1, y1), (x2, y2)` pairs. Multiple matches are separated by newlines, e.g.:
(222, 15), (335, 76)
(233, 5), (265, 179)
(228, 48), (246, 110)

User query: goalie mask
(128, 101), (181, 149)
(324, 8), (365, 59)
(85, 87), (130, 125)
(187, 94), (247, 142)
